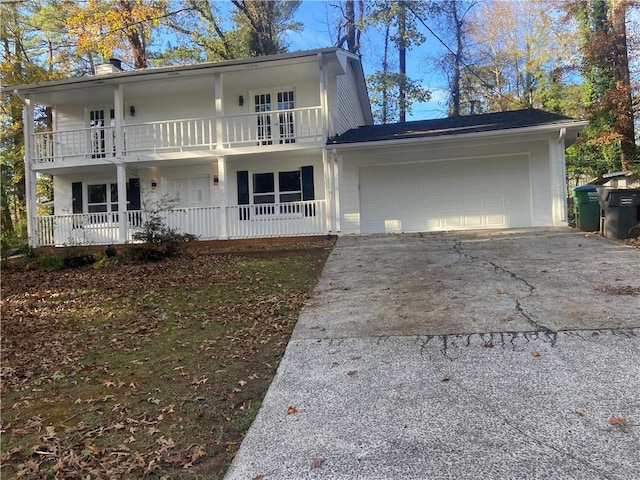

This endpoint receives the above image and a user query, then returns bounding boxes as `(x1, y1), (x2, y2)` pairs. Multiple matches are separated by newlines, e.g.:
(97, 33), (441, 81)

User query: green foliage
(367, 72), (431, 123)
(35, 247), (95, 270)
(125, 201), (198, 262)
(163, 0), (301, 62)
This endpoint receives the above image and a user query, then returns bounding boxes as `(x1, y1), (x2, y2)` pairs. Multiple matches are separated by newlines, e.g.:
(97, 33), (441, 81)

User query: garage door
(359, 156), (531, 233)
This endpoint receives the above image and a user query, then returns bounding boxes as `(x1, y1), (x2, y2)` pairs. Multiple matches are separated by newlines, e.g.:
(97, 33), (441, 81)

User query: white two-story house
(14, 48), (371, 247)
(12, 47), (586, 247)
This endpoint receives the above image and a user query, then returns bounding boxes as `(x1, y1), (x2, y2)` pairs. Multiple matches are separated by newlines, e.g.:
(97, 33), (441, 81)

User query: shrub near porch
(0, 239), (334, 479)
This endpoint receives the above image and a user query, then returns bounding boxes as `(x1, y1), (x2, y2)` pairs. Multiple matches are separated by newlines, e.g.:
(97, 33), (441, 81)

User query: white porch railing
(226, 200), (326, 238)
(34, 126), (117, 163)
(222, 107), (323, 147)
(31, 107), (323, 163)
(123, 117), (216, 154)
(35, 200), (327, 246)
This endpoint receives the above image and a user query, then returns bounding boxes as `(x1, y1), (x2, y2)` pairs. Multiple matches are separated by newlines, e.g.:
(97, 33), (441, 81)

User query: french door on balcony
(89, 108), (115, 158)
(254, 89), (295, 145)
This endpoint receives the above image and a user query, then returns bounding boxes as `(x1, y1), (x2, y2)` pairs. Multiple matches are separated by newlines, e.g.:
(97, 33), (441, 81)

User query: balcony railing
(222, 106), (323, 148)
(35, 200), (327, 246)
(32, 107), (323, 163)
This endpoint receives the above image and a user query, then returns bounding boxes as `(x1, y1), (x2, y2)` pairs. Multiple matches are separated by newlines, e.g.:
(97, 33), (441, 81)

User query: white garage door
(359, 156), (532, 233)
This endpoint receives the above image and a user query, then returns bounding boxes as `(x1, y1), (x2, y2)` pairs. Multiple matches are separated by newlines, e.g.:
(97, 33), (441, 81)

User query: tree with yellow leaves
(65, 0), (168, 69)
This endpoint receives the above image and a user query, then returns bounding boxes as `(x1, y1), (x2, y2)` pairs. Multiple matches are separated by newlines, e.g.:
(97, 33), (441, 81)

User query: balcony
(35, 200), (327, 247)
(32, 107), (324, 164)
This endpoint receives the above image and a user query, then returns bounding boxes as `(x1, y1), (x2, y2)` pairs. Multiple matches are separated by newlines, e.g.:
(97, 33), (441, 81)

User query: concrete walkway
(225, 228), (640, 480)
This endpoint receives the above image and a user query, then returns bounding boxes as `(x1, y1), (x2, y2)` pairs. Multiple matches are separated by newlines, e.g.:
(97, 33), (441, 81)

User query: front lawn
(1, 238), (334, 479)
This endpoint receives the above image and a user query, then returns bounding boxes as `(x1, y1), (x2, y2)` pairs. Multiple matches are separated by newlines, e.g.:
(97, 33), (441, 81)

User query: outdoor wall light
(213, 175), (219, 185)
(238, 95), (244, 106)
(130, 105), (136, 116)
(151, 179), (157, 192)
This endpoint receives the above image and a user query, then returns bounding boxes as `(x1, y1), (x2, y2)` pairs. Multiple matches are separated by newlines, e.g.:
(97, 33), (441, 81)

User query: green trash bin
(572, 185), (601, 232)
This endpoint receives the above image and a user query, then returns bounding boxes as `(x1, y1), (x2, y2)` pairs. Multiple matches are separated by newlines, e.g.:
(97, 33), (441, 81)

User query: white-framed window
(252, 170), (303, 215)
(87, 183), (118, 213)
(237, 166), (314, 219)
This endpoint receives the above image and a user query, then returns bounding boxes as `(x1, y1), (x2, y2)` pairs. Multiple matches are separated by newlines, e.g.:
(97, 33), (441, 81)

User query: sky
(285, 0), (449, 120)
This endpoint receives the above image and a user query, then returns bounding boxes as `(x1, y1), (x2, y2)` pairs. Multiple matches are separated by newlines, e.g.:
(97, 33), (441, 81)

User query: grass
(1, 238), (334, 479)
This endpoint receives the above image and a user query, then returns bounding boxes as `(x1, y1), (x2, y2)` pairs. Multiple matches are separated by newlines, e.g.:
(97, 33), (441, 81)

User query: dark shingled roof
(329, 109), (582, 145)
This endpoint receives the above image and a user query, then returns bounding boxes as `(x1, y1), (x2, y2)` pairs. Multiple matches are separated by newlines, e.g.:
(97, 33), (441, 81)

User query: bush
(126, 213), (198, 262)
(37, 248), (95, 270)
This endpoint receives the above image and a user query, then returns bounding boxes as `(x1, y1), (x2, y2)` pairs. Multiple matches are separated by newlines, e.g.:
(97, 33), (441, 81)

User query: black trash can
(597, 188), (640, 239)
(571, 185), (601, 232)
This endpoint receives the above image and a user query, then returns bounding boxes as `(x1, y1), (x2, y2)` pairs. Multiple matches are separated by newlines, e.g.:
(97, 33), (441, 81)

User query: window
(237, 167), (314, 220)
(252, 170), (304, 215)
(71, 180), (140, 227)
(87, 183), (118, 213)
(278, 171), (301, 202)
(253, 173), (276, 215)
(86, 183), (118, 223)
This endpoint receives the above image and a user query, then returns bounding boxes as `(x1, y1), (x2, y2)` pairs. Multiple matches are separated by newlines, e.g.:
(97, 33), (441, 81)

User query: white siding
(336, 63), (366, 135)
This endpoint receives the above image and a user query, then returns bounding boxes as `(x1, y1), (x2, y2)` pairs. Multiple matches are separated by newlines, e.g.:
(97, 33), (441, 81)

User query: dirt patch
(1, 238), (334, 479)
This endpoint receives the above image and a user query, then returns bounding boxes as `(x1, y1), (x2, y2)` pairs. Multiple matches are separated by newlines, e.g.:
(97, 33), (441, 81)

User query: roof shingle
(329, 109), (583, 144)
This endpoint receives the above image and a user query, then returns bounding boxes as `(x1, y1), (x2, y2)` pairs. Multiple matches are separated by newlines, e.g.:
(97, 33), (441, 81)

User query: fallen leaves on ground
(1, 240), (334, 479)
(310, 456), (325, 469)
(286, 406), (298, 415)
(609, 416), (627, 427)
(531, 350), (541, 357)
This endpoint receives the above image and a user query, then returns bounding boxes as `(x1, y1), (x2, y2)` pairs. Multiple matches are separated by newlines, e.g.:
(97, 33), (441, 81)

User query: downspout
(14, 89), (39, 247)
(333, 148), (342, 233)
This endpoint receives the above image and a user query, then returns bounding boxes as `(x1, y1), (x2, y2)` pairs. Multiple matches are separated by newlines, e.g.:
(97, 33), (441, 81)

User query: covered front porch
(35, 200), (328, 247)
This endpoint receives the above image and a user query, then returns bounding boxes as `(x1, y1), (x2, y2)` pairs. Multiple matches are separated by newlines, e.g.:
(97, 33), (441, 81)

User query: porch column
(22, 100), (38, 247)
(117, 163), (128, 242)
(214, 73), (223, 149)
(335, 151), (342, 233)
(113, 84), (125, 156)
(217, 156), (228, 239)
(323, 148), (332, 233)
(328, 148), (339, 233)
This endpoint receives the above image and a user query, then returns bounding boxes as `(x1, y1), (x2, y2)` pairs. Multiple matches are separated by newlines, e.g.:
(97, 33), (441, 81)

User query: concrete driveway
(225, 228), (640, 480)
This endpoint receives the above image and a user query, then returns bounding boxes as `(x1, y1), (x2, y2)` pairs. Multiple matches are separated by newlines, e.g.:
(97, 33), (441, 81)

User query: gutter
(328, 120), (589, 150)
(12, 88), (29, 105)
(10, 47), (353, 94)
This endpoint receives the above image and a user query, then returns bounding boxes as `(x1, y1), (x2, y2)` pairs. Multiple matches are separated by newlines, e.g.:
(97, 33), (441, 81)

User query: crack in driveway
(452, 238), (556, 335)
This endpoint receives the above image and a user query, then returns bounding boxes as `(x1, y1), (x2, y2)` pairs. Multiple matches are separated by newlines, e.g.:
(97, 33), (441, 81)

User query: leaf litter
(1, 240), (333, 478)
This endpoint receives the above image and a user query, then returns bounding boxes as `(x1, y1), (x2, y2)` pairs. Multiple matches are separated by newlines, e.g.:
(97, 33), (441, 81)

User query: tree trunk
(450, 0), (462, 117)
(611, 0), (636, 170)
(398, 1), (406, 123)
(382, 22), (390, 124)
